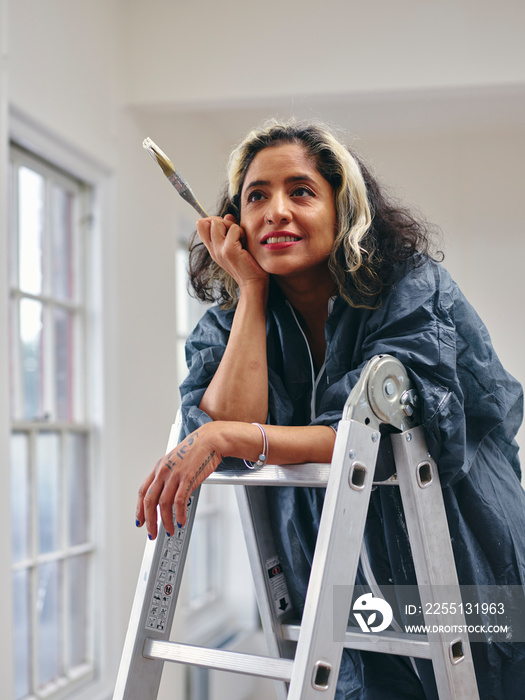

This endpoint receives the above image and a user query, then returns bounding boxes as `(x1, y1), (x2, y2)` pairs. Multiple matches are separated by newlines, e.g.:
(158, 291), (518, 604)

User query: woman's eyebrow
(285, 174), (316, 184)
(244, 174), (316, 191)
(244, 179), (270, 190)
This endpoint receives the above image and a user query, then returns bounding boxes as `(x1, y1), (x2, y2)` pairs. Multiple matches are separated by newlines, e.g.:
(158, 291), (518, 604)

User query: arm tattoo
(162, 431), (200, 473)
(175, 431), (199, 461)
(184, 450), (216, 500)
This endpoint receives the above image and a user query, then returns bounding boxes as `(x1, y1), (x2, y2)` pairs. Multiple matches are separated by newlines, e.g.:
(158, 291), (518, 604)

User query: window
(8, 144), (95, 699)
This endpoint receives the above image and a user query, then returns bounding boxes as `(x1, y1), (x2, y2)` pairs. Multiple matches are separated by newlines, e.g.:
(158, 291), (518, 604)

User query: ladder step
(282, 624), (432, 660)
(207, 463), (330, 487)
(142, 639), (295, 682)
(207, 464), (398, 487)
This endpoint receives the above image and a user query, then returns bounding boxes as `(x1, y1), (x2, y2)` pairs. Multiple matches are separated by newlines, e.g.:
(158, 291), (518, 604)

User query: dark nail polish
(136, 519), (140, 527)
(177, 522), (183, 528)
(165, 530), (171, 537)
(148, 534), (152, 540)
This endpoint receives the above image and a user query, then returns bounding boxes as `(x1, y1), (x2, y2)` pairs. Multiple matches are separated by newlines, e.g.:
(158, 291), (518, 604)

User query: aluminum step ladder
(113, 354), (479, 699)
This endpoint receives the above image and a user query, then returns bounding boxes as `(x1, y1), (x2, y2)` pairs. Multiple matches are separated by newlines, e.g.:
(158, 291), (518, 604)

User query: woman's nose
(265, 193), (291, 224)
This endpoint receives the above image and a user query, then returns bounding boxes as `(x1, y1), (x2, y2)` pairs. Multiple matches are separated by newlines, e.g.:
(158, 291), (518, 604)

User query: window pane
(20, 298), (44, 420)
(18, 166), (44, 295)
(68, 555), (89, 667)
(13, 569), (31, 700)
(176, 339), (187, 385)
(175, 248), (189, 335)
(55, 307), (74, 422)
(176, 245), (206, 337)
(8, 158), (18, 288)
(9, 298), (21, 421)
(52, 185), (74, 300)
(38, 562), (61, 686)
(37, 432), (61, 554)
(11, 432), (30, 562)
(73, 316), (85, 423)
(67, 433), (89, 545)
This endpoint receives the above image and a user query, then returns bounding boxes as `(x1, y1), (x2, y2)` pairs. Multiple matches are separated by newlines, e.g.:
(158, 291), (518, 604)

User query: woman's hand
(196, 214), (268, 290)
(135, 423), (223, 539)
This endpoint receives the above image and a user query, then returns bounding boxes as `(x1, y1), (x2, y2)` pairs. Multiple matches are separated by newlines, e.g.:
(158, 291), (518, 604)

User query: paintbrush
(142, 137), (208, 218)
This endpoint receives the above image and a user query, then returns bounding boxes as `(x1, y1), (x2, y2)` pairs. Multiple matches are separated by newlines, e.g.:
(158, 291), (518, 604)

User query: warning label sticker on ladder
(145, 497), (195, 632)
(265, 555), (291, 617)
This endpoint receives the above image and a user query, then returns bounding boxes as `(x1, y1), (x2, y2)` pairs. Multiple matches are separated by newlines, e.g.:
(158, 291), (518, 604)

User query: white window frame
(9, 141), (95, 700)
(6, 108), (117, 700)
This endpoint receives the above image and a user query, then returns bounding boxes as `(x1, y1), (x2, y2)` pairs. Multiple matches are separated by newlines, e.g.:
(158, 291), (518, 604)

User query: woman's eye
(247, 191), (265, 203)
(291, 186), (314, 198)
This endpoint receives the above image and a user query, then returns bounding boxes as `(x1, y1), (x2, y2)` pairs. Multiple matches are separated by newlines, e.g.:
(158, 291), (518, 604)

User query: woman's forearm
(218, 421), (336, 466)
(199, 283), (269, 423)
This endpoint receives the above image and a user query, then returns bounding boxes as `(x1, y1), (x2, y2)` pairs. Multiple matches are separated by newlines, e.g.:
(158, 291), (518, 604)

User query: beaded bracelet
(244, 422), (269, 469)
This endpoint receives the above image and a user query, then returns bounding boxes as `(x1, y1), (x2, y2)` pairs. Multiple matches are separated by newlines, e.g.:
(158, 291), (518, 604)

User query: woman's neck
(275, 268), (334, 317)
(275, 270), (335, 370)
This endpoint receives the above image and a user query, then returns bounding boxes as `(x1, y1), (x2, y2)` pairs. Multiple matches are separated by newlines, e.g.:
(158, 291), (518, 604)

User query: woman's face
(239, 143), (337, 283)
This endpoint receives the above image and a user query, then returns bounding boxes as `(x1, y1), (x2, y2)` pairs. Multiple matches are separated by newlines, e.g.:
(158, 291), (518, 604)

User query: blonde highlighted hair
(189, 119), (440, 308)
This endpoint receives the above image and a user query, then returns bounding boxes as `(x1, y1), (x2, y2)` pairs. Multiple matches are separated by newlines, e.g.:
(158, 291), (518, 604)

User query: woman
(136, 120), (525, 699)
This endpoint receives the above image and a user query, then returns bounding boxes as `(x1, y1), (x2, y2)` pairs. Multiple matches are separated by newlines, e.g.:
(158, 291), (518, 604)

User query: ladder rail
(392, 427), (478, 699)
(286, 417), (380, 699)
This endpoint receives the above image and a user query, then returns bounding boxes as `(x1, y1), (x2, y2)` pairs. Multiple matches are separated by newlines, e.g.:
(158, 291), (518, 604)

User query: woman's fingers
(135, 455), (179, 540)
(157, 475), (181, 537)
(135, 468), (155, 528)
(136, 427), (223, 539)
(196, 216), (243, 260)
(209, 217), (244, 254)
(210, 217), (237, 247)
(142, 464), (167, 540)
(196, 216), (268, 289)
(196, 216), (234, 246)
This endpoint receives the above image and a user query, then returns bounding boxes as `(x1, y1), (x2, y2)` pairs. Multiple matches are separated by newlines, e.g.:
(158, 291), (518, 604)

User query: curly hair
(188, 119), (442, 309)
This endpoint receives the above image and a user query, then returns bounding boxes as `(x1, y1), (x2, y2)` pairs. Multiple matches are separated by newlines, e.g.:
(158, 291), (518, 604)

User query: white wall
(8, 0), (120, 166)
(120, 0), (525, 107)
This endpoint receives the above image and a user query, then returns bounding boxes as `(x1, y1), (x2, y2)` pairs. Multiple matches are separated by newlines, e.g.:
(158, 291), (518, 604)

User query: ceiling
(134, 83), (525, 145)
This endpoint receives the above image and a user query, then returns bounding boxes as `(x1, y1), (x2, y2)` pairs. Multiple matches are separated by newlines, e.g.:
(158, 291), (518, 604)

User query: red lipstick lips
(261, 231), (302, 249)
